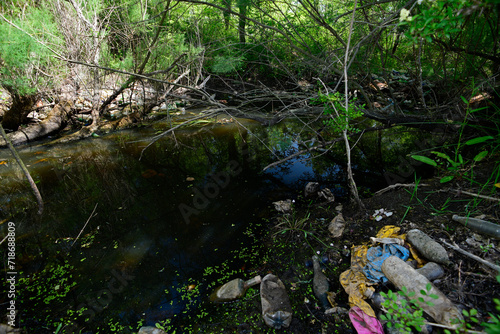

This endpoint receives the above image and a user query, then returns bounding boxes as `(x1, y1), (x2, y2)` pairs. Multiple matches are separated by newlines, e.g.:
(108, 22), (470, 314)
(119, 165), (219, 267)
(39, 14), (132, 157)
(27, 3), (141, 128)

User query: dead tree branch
(0, 123), (44, 215)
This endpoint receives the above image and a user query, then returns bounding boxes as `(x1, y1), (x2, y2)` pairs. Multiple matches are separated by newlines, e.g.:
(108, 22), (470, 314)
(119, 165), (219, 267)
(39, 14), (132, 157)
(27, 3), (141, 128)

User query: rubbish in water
(261, 274), (293, 329)
(209, 275), (261, 303)
(329, 213), (346, 238)
(312, 255), (330, 309)
(272, 199), (293, 213)
(304, 182), (320, 198)
(138, 326), (167, 334)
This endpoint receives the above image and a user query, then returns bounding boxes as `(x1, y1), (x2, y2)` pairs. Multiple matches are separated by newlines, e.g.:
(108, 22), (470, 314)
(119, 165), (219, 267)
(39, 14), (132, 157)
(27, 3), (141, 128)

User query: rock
(328, 213), (346, 238)
(304, 182), (320, 198)
(406, 229), (452, 266)
(272, 199), (293, 213)
(261, 274), (292, 329)
(137, 326), (167, 334)
(312, 255), (330, 309)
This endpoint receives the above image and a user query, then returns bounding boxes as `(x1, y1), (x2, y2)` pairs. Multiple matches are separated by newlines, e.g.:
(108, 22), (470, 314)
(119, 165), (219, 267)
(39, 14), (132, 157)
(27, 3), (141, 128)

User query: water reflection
(0, 116), (417, 332)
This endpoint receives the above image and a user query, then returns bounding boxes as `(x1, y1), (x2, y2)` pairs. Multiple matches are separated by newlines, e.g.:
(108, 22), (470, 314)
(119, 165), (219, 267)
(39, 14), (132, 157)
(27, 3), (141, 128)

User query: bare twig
(138, 110), (222, 159)
(263, 138), (343, 171)
(99, 1), (173, 114)
(450, 189), (500, 202)
(374, 183), (430, 196)
(342, 0), (364, 210)
(440, 238), (500, 273)
(71, 203), (98, 248)
(0, 234), (9, 245)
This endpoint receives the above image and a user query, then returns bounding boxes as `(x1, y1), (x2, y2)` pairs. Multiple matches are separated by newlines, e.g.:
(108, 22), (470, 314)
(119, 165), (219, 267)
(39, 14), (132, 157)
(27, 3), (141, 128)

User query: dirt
(249, 161), (500, 333)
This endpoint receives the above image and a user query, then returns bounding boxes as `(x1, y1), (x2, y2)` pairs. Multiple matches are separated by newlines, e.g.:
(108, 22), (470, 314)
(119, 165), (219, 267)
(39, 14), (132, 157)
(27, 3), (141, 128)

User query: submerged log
(0, 101), (72, 147)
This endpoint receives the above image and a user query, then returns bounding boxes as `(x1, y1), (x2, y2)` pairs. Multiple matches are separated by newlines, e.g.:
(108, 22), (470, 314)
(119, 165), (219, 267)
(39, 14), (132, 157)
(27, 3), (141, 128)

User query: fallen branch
(0, 101), (70, 147)
(424, 321), (485, 334)
(374, 183), (430, 196)
(0, 123), (44, 215)
(450, 189), (500, 202)
(440, 238), (500, 273)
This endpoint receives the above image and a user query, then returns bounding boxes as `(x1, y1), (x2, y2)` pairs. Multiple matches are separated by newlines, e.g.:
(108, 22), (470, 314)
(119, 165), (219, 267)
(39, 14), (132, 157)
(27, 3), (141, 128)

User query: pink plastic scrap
(349, 306), (384, 334)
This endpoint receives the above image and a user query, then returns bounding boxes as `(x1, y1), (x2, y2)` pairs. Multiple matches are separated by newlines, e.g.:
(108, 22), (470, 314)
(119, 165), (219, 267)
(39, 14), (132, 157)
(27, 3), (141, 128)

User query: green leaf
(440, 176), (455, 183)
(474, 151), (488, 162)
(465, 136), (493, 145)
(432, 151), (454, 164)
(429, 294), (439, 299)
(411, 155), (437, 166)
(420, 289), (427, 296)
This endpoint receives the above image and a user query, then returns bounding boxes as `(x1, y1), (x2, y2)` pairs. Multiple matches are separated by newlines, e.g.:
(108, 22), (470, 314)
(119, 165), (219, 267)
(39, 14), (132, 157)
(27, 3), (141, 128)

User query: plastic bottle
(452, 214), (500, 239)
(381, 256), (462, 328)
(406, 229), (452, 266)
(415, 262), (444, 281)
(209, 275), (261, 303)
(261, 274), (293, 329)
(312, 255), (330, 309)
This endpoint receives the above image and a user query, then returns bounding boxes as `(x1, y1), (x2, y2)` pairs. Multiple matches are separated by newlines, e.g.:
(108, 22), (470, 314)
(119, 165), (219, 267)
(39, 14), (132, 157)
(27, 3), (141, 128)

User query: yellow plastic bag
(339, 245), (377, 317)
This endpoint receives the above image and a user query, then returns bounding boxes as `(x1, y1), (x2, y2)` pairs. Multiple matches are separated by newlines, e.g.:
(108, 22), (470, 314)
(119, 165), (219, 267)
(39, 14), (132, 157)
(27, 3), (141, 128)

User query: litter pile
(338, 225), (464, 333)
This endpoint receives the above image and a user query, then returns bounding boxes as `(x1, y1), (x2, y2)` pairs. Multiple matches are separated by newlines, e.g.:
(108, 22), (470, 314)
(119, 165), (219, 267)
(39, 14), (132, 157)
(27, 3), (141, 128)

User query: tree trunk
(238, 0), (247, 44)
(1, 91), (36, 130)
(223, 0), (231, 30)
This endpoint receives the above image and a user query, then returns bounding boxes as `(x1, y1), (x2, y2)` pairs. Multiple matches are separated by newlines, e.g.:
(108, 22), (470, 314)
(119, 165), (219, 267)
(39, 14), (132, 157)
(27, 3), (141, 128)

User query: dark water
(0, 114), (431, 332)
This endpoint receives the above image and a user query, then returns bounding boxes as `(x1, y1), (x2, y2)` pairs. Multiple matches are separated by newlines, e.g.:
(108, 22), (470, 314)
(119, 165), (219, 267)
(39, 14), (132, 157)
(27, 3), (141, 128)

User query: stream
(0, 113), (432, 333)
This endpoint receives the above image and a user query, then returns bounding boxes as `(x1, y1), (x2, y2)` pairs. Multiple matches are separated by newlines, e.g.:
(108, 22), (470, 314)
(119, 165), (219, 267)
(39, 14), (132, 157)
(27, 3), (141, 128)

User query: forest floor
(203, 160), (500, 333)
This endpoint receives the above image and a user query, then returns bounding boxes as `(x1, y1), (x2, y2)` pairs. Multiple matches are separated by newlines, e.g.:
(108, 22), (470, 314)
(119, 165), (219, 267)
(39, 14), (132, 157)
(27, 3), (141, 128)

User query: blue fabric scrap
(363, 244), (409, 282)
